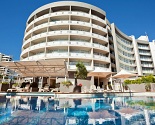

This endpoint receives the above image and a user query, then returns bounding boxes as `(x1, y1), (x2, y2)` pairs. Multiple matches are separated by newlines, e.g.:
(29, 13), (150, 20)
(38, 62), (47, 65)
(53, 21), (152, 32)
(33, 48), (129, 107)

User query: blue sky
(0, 0), (155, 60)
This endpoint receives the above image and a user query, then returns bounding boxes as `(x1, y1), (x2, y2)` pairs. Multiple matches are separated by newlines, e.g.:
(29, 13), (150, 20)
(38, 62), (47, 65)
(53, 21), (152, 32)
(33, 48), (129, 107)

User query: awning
(112, 69), (137, 79)
(0, 59), (68, 77)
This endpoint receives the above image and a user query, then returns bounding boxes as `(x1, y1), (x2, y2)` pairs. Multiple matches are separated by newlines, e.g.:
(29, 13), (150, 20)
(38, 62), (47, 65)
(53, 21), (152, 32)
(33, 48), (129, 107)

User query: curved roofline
(27, 1), (106, 23)
(114, 25), (132, 41)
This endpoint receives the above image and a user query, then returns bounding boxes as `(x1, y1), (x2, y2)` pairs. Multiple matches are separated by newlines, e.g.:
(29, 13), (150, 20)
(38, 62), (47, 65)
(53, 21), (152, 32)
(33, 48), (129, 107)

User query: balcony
(70, 53), (91, 58)
(69, 65), (92, 71)
(94, 67), (110, 71)
(47, 41), (69, 46)
(92, 24), (107, 33)
(71, 11), (90, 19)
(21, 48), (30, 56)
(92, 33), (108, 43)
(28, 54), (45, 60)
(46, 52), (68, 58)
(141, 64), (154, 67)
(93, 43), (109, 52)
(139, 52), (151, 56)
(93, 55), (110, 62)
(140, 58), (152, 61)
(70, 41), (91, 47)
(91, 15), (106, 25)
(143, 70), (154, 74)
(30, 43), (46, 51)
(70, 20), (91, 27)
(138, 46), (149, 50)
(48, 30), (91, 37)
(35, 14), (49, 22)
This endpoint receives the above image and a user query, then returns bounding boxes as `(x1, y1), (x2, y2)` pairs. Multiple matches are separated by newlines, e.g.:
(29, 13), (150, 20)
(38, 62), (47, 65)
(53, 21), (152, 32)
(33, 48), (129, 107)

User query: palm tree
(74, 61), (88, 86)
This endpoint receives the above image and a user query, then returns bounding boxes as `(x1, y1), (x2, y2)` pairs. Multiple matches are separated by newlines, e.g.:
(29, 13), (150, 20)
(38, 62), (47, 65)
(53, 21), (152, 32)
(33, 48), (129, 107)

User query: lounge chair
(97, 86), (103, 92)
(89, 85), (97, 92)
(7, 84), (17, 92)
(30, 87), (39, 92)
(22, 84), (30, 92)
(40, 84), (50, 92)
(82, 86), (89, 93)
(51, 88), (59, 92)
(30, 82), (39, 92)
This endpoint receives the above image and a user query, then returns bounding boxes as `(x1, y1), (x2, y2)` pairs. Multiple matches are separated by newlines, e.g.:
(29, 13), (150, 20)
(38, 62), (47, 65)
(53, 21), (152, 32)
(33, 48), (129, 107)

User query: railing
(93, 43), (109, 51)
(47, 41), (68, 46)
(94, 67), (110, 71)
(93, 55), (109, 62)
(139, 52), (151, 56)
(141, 64), (153, 67)
(142, 70), (154, 74)
(70, 53), (91, 58)
(140, 58), (152, 61)
(138, 46), (149, 50)
(70, 41), (91, 47)
(46, 52), (68, 57)
(69, 65), (92, 70)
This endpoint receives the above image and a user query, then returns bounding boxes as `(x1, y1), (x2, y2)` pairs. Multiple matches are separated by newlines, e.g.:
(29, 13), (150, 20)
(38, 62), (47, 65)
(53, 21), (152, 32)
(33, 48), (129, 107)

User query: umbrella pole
(98, 76), (99, 86)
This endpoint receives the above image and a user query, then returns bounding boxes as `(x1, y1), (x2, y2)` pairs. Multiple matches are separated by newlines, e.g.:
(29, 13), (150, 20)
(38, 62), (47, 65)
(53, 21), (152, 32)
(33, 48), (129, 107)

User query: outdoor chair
(89, 85), (97, 93)
(30, 87), (39, 92)
(7, 84), (17, 92)
(97, 86), (102, 92)
(22, 84), (30, 92)
(82, 86), (89, 93)
(30, 82), (39, 92)
(40, 84), (50, 92)
(51, 88), (59, 92)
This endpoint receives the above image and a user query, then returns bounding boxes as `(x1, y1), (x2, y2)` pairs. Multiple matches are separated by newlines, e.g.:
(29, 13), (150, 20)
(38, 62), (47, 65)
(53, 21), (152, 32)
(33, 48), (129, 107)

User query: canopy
(88, 110), (117, 119)
(87, 68), (114, 86)
(112, 69), (137, 79)
(88, 68), (114, 78)
(0, 59), (68, 77)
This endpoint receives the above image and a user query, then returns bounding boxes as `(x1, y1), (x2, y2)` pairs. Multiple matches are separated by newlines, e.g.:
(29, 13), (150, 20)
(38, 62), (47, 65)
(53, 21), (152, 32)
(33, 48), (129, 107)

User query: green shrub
(0, 75), (3, 78)
(61, 80), (73, 88)
(124, 79), (132, 84)
(1, 82), (9, 84)
(13, 83), (19, 87)
(4, 76), (8, 79)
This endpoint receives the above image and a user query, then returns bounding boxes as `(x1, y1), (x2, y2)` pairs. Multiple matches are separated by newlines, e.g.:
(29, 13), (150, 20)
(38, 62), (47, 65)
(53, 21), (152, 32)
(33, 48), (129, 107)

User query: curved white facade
(21, 1), (155, 76)
(21, 1), (111, 72)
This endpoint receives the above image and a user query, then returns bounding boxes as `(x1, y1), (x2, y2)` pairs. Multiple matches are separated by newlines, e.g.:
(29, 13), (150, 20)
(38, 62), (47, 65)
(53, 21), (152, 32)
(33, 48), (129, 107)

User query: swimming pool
(0, 94), (155, 125)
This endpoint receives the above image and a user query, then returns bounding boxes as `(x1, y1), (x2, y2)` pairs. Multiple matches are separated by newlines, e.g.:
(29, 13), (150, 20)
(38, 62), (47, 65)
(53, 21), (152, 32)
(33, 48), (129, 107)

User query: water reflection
(0, 96), (155, 125)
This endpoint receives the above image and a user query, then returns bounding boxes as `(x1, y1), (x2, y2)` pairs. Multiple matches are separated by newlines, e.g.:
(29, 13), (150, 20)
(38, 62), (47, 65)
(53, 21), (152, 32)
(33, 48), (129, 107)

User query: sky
(0, 0), (155, 60)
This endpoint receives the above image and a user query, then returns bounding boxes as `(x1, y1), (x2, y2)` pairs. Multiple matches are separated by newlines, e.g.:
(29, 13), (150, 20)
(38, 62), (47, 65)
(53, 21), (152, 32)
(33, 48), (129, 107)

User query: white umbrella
(112, 69), (137, 79)
(87, 68), (114, 86)
(112, 69), (137, 91)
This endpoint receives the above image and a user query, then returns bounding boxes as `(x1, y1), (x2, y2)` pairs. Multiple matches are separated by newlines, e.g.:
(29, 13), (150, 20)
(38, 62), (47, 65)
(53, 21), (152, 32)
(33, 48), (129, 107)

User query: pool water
(0, 95), (155, 125)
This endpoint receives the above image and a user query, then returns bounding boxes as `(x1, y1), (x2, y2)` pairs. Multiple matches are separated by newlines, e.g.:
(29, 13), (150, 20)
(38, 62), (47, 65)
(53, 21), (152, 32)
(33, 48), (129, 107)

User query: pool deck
(1, 91), (155, 98)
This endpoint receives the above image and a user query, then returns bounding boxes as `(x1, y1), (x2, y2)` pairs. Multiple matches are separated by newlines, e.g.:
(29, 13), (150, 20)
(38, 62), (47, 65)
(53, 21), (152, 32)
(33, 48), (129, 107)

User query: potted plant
(12, 83), (19, 88)
(0, 74), (3, 79)
(61, 80), (73, 88)
(1, 82), (9, 92)
(73, 61), (88, 93)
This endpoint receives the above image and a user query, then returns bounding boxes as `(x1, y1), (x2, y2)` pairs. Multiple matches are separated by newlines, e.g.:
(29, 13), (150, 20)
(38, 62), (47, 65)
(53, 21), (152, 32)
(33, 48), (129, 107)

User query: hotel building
(20, 1), (155, 85)
(0, 53), (13, 76)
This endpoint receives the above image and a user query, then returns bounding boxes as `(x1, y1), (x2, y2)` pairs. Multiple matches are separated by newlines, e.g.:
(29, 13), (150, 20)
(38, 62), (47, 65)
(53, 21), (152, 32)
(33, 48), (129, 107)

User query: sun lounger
(89, 85), (97, 93)
(7, 84), (17, 92)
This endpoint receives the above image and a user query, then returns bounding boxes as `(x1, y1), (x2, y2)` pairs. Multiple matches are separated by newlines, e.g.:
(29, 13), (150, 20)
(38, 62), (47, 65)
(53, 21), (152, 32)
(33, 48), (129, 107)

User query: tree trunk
(74, 77), (77, 86)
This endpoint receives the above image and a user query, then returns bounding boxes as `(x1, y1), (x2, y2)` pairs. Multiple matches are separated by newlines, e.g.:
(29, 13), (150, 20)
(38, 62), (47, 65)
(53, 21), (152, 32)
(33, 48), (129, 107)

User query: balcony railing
(140, 58), (152, 61)
(70, 41), (91, 47)
(70, 53), (91, 58)
(141, 64), (153, 67)
(93, 43), (109, 51)
(93, 55), (109, 62)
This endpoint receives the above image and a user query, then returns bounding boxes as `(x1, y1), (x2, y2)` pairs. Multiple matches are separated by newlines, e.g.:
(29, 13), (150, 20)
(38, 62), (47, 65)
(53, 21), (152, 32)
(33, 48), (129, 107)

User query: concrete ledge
(1, 91), (155, 98)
